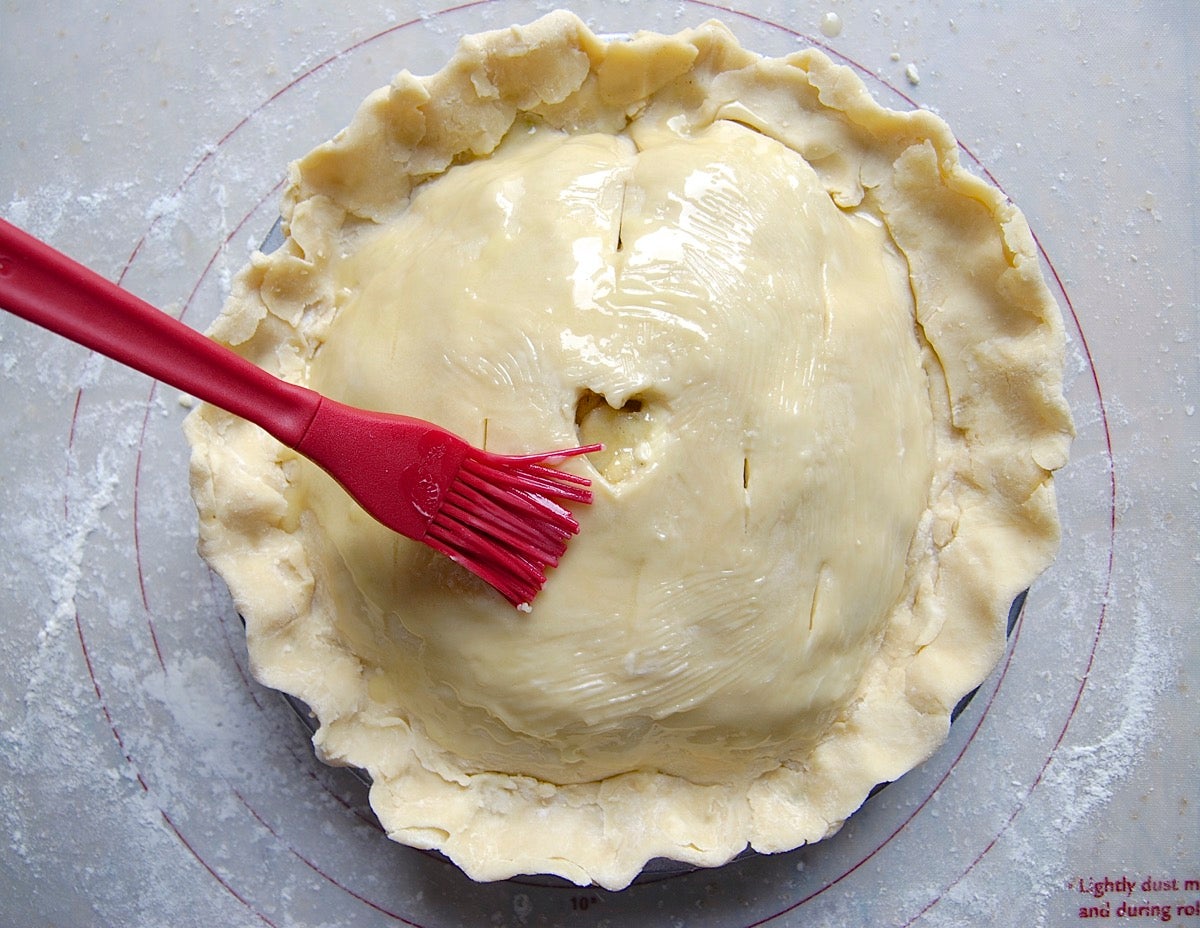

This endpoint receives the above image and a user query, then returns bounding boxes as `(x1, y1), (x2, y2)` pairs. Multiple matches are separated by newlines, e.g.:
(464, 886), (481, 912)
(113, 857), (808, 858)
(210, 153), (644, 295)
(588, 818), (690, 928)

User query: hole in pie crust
(574, 388), (658, 483)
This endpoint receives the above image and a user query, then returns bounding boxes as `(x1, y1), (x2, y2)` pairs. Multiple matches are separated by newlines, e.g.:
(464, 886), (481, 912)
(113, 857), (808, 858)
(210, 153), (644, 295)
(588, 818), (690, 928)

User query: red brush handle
(0, 218), (319, 447)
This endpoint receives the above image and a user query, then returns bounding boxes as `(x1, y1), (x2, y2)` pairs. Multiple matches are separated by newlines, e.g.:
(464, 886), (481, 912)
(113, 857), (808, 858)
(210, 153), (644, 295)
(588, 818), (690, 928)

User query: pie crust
(185, 12), (1074, 889)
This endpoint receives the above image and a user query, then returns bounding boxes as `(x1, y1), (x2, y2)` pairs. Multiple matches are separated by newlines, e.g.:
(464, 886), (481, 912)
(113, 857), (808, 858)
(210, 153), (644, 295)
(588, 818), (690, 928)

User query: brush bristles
(425, 446), (597, 608)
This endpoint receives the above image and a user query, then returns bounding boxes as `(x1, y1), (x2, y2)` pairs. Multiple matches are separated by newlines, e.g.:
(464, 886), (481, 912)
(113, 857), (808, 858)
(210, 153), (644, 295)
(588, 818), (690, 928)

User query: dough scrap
(185, 11), (1073, 890)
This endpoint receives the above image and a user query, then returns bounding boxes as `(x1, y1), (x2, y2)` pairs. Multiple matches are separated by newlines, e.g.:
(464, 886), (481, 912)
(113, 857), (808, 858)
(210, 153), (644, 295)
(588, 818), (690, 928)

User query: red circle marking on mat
(64, 3), (1116, 925)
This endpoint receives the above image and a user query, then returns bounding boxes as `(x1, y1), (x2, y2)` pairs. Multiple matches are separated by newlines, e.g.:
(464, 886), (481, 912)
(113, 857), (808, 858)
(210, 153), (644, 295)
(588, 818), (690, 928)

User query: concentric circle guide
(61, 3), (1115, 925)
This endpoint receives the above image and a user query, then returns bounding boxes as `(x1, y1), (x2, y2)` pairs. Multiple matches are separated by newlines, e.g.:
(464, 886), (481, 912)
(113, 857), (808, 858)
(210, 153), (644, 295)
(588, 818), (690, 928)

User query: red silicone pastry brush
(0, 218), (598, 608)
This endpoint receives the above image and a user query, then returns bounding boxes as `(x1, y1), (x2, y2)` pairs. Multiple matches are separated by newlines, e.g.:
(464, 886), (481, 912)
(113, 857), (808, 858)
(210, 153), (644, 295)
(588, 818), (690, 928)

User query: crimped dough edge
(184, 10), (1073, 890)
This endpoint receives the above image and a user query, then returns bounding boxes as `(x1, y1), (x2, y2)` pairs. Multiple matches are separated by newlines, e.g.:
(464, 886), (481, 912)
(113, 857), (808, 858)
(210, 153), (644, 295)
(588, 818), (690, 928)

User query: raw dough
(185, 12), (1073, 890)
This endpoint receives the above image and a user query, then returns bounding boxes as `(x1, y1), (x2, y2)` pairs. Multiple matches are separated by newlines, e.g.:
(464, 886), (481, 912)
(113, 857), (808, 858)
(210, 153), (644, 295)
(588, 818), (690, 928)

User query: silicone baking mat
(2, 3), (1196, 926)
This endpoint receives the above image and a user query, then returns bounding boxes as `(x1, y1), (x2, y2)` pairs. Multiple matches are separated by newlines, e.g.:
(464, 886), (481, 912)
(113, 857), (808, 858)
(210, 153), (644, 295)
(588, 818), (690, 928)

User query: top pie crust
(184, 11), (1074, 890)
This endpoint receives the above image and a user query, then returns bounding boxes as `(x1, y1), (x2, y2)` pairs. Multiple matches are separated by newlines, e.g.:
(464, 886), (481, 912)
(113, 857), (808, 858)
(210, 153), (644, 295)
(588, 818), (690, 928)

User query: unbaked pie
(185, 12), (1073, 889)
